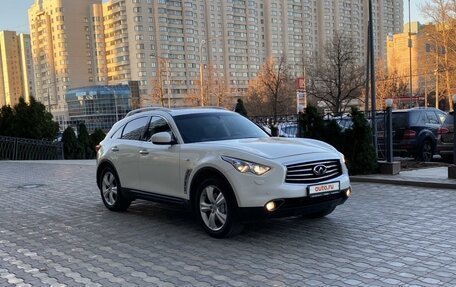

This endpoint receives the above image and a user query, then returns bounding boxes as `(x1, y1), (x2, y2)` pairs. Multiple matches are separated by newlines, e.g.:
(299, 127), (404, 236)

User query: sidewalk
(351, 166), (456, 189)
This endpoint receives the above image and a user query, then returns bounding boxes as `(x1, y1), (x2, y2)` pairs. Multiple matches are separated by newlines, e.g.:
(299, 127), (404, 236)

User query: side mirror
(151, 132), (175, 145)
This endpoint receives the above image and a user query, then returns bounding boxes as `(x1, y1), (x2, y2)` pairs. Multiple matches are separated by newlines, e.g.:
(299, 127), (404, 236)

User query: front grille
(285, 159), (342, 184)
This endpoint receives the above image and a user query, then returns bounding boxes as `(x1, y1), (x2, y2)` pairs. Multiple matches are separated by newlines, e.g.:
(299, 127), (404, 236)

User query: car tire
(303, 206), (335, 219)
(195, 177), (243, 238)
(99, 166), (131, 211)
(417, 139), (434, 162)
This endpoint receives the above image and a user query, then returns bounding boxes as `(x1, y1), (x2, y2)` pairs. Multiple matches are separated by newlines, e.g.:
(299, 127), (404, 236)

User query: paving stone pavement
(1, 161), (456, 287)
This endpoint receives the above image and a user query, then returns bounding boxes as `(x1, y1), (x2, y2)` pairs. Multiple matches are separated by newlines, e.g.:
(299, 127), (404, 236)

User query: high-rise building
(0, 31), (35, 107)
(27, 0), (403, 112)
(18, 34), (36, 104)
(98, 0), (403, 107)
(28, 0), (105, 127)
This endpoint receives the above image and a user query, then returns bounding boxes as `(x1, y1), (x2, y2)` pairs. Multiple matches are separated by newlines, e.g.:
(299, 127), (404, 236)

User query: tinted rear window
(444, 113), (454, 124)
(391, 112), (410, 129)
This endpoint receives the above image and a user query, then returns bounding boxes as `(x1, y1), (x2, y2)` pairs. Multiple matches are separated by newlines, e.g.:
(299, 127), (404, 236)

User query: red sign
(295, 77), (306, 90)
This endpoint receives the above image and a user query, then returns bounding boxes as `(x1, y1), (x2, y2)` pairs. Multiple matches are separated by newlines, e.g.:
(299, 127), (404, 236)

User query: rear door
(113, 116), (150, 190)
(423, 111), (441, 138)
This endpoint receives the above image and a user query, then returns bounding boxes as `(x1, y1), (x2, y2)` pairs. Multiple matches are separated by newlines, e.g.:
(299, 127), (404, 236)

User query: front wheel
(417, 140), (434, 162)
(99, 166), (131, 211)
(195, 178), (243, 238)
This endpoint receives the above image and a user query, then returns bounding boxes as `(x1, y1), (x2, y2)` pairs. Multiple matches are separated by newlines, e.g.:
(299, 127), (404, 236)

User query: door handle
(111, 146), (119, 152)
(139, 150), (149, 155)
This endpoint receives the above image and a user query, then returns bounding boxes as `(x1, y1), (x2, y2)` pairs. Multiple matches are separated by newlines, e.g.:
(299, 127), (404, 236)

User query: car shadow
(97, 199), (355, 243)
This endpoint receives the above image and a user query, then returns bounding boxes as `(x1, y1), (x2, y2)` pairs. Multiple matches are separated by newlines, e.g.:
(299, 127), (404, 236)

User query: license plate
(308, 182), (340, 197)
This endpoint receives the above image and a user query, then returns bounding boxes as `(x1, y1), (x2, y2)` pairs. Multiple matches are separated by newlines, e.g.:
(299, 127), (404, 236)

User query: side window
(121, 117), (149, 140)
(144, 116), (172, 141)
(436, 111), (446, 124)
(425, 112), (439, 125)
(416, 112), (426, 125)
(111, 126), (124, 139)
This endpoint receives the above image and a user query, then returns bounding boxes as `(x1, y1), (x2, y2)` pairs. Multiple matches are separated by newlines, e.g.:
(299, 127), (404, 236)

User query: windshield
(173, 112), (269, 143)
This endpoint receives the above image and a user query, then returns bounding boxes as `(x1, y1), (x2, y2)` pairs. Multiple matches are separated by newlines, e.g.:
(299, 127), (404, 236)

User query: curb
(350, 176), (456, 190)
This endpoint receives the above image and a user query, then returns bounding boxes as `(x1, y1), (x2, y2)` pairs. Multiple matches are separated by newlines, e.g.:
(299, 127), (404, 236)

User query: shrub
(62, 127), (82, 159)
(298, 105), (377, 175)
(343, 108), (377, 175)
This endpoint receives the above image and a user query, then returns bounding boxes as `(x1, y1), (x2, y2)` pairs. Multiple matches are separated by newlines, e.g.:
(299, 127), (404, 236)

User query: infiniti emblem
(313, 165), (327, 176)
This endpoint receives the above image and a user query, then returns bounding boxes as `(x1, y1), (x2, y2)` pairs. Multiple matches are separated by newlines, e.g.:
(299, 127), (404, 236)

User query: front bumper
(238, 189), (349, 220)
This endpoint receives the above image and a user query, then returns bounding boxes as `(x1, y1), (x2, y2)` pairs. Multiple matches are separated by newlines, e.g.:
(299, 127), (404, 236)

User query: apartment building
(28, 0), (105, 127)
(18, 34), (36, 104)
(27, 0), (403, 111)
(0, 31), (35, 107)
(98, 0), (403, 106)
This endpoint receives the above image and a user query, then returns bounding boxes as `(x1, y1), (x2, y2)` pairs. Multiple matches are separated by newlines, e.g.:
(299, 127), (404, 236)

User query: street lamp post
(368, 0), (378, 157)
(164, 59), (171, 109)
(199, 39), (206, 107)
(408, 0), (413, 107)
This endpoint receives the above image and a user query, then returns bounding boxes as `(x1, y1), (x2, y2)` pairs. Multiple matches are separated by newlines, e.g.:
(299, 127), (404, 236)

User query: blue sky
(0, 0), (429, 33)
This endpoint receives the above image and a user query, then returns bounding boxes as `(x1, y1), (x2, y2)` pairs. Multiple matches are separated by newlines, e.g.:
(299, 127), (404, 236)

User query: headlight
(222, 156), (271, 176)
(339, 152), (345, 163)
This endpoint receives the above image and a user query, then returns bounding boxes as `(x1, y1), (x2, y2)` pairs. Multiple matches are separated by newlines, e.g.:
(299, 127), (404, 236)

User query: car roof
(125, 107), (232, 118)
(392, 107), (440, 113)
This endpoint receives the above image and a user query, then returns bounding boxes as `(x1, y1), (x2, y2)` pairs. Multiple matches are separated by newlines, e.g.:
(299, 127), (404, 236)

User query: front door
(138, 116), (181, 198)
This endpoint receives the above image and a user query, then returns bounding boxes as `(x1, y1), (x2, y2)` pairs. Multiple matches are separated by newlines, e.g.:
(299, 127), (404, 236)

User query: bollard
(385, 99), (393, 163)
(453, 95), (456, 165)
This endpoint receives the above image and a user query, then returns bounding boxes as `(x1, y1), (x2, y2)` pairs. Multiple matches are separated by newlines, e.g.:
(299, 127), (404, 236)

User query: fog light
(265, 201), (276, 212)
(345, 188), (352, 197)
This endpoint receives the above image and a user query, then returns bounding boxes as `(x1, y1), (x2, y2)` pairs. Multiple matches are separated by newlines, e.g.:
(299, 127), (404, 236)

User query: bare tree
(205, 66), (232, 108)
(307, 32), (365, 115)
(149, 58), (170, 107)
(183, 87), (201, 107)
(149, 77), (165, 107)
(375, 60), (408, 110)
(245, 56), (295, 117)
(421, 0), (456, 110)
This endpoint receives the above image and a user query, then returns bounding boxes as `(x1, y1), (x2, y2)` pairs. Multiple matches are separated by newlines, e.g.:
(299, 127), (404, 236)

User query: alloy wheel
(199, 185), (227, 231)
(102, 171), (118, 206)
(421, 142), (433, 162)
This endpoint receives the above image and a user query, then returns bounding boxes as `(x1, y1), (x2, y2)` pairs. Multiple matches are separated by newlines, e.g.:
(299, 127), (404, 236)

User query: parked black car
(377, 108), (447, 162)
(436, 111), (454, 162)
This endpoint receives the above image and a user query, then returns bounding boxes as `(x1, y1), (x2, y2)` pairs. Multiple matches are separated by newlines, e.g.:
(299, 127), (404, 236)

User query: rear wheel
(100, 167), (131, 211)
(303, 207), (335, 219)
(195, 178), (243, 238)
(417, 140), (434, 162)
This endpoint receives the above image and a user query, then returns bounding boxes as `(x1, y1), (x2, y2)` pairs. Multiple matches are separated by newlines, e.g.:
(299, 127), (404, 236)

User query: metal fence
(250, 111), (387, 159)
(0, 136), (64, 160)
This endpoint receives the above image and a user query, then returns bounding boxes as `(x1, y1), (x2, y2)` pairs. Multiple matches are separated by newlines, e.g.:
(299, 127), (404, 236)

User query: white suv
(96, 107), (351, 238)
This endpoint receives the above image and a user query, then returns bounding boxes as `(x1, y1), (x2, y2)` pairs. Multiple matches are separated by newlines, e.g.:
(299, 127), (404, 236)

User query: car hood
(198, 137), (337, 159)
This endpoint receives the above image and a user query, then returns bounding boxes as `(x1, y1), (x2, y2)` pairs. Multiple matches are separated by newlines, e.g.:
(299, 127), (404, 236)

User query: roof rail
(126, 107), (171, 117)
(198, 106), (228, 110)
